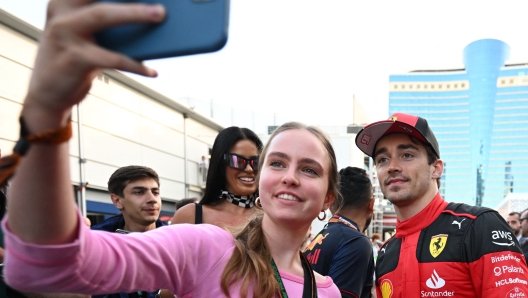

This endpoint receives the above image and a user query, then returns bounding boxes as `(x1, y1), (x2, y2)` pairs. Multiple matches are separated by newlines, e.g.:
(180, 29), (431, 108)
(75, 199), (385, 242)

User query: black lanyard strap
(270, 252), (318, 298)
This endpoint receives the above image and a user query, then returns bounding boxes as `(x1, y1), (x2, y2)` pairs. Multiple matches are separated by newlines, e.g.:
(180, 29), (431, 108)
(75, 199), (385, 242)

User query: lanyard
(328, 214), (358, 231)
(270, 252), (318, 298)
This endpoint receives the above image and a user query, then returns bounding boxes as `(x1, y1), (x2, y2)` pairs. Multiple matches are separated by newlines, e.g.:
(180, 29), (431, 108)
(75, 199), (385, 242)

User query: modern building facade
(389, 39), (528, 208)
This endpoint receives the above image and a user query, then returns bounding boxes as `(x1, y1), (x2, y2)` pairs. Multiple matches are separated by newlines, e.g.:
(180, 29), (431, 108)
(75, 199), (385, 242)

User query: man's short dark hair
(509, 211), (521, 219)
(331, 167), (372, 213)
(108, 165), (160, 197)
(176, 198), (198, 210)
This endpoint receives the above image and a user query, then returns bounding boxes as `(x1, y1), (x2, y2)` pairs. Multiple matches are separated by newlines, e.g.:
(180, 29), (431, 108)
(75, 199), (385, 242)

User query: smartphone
(115, 229), (131, 234)
(95, 0), (230, 61)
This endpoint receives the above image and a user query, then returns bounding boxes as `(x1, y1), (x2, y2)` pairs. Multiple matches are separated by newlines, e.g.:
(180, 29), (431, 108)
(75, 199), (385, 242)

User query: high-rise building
(388, 39), (528, 207)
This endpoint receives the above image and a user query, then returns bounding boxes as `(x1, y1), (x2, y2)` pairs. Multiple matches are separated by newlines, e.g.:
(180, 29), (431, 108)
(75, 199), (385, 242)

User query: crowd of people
(0, 1), (527, 297)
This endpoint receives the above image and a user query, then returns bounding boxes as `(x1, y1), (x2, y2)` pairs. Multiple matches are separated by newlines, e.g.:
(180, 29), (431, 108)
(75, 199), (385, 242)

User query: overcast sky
(2, 0), (528, 126)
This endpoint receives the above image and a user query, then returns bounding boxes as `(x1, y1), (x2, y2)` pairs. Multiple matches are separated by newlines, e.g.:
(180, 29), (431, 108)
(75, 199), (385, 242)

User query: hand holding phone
(95, 0), (230, 61)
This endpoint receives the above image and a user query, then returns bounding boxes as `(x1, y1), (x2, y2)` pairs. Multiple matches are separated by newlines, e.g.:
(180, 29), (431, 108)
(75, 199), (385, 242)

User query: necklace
(220, 190), (256, 208)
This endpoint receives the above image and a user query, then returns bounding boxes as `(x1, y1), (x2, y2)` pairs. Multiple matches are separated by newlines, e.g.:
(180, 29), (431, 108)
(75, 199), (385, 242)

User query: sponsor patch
(380, 279), (393, 298)
(492, 230), (515, 247)
(426, 270), (445, 289)
(494, 265), (525, 277)
(505, 287), (527, 297)
(496, 278), (528, 288)
(429, 234), (448, 258)
(305, 233), (328, 251)
(361, 134), (372, 145)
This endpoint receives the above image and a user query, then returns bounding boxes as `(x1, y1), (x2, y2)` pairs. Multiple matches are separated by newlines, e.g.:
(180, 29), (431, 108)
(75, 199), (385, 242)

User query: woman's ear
(323, 192), (335, 210)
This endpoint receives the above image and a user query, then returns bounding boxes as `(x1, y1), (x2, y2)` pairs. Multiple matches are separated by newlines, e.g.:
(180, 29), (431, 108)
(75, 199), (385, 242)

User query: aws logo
(380, 279), (393, 298)
(492, 230), (515, 247)
(430, 234), (448, 258)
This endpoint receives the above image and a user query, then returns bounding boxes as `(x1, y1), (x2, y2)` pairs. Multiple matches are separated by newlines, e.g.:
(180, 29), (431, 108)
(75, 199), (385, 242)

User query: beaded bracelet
(0, 117), (72, 186)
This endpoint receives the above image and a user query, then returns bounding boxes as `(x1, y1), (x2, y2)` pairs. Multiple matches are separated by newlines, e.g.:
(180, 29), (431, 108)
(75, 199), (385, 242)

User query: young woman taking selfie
(0, 1), (340, 297)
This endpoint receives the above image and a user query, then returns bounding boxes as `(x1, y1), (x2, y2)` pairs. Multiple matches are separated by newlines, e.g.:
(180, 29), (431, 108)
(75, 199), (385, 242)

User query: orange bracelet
(0, 117), (72, 186)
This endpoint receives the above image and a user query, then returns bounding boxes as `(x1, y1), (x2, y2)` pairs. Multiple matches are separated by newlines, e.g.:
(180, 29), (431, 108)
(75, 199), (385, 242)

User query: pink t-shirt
(3, 213), (339, 297)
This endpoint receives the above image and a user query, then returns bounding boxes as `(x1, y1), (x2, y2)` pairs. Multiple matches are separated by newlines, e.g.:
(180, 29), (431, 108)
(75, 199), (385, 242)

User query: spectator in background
(370, 233), (382, 261)
(91, 165), (170, 298)
(519, 208), (528, 261)
(171, 126), (263, 229)
(175, 197), (199, 210)
(198, 155), (208, 184)
(507, 211), (523, 241)
(304, 166), (375, 298)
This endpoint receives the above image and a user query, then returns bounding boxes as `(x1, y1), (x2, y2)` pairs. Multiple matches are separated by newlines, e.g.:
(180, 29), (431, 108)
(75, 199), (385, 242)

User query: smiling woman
(171, 126), (263, 229)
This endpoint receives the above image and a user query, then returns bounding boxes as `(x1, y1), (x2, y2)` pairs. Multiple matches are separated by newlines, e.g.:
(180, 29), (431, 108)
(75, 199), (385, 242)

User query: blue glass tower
(388, 39), (528, 207)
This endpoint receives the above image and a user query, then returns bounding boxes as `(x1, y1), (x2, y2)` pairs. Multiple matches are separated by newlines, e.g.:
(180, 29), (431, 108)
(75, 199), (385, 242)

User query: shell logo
(380, 279), (393, 298)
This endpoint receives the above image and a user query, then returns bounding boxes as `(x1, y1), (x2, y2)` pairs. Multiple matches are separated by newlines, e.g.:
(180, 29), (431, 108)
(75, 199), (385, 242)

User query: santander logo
(426, 270), (446, 289)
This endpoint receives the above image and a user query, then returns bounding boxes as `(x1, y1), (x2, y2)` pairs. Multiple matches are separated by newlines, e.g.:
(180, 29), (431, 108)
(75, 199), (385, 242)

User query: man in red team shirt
(356, 112), (528, 297)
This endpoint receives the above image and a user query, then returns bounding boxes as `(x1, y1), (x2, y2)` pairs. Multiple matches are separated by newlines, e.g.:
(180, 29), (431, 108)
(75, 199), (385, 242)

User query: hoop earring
(317, 210), (327, 221)
(255, 197), (263, 210)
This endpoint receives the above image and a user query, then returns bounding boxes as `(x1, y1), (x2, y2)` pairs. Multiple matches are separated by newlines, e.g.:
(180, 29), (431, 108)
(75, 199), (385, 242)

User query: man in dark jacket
(91, 165), (167, 298)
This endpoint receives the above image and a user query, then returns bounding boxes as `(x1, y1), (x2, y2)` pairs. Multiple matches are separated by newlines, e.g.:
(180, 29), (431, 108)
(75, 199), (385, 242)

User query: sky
(2, 0), (528, 126)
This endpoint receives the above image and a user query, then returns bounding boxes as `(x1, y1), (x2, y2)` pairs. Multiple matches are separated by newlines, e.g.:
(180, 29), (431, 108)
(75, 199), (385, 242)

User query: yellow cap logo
(429, 234), (448, 258)
(389, 116), (398, 121)
(380, 279), (393, 298)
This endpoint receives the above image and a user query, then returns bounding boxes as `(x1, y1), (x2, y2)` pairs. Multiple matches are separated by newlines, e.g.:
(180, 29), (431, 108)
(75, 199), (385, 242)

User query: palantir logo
(426, 270), (446, 289)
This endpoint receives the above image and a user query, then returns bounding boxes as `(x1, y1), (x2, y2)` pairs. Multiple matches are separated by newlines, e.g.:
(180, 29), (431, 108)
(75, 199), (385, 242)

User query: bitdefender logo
(421, 270), (455, 297)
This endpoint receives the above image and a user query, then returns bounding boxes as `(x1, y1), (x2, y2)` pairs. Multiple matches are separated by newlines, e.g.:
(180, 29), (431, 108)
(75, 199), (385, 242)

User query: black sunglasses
(521, 218), (528, 222)
(224, 153), (259, 171)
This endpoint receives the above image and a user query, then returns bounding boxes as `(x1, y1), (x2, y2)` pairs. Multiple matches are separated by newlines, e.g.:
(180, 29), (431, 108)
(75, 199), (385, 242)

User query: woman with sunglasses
(0, 1), (340, 297)
(171, 127), (263, 229)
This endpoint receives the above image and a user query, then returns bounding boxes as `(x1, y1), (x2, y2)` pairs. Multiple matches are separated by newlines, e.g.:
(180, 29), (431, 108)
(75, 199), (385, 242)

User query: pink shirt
(3, 213), (339, 297)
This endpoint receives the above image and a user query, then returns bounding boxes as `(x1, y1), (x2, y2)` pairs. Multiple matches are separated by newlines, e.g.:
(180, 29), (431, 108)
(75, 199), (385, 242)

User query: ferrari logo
(430, 234), (448, 258)
(389, 116), (398, 121)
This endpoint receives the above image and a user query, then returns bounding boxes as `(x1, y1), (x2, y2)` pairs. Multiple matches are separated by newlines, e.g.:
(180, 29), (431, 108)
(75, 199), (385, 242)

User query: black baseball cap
(355, 112), (440, 158)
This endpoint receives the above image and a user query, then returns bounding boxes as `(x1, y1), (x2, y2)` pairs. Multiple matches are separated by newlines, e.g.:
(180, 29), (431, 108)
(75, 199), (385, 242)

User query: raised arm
(6, 0), (165, 245)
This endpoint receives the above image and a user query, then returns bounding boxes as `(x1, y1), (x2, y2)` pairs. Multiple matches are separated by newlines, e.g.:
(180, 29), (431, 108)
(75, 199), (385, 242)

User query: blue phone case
(95, 0), (230, 61)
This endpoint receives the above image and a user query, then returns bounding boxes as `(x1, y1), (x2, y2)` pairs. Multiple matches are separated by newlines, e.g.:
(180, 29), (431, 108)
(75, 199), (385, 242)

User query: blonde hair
(220, 122), (340, 297)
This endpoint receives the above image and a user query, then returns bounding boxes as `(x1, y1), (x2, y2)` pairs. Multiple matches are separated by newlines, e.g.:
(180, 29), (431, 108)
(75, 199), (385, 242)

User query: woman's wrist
(21, 101), (72, 135)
